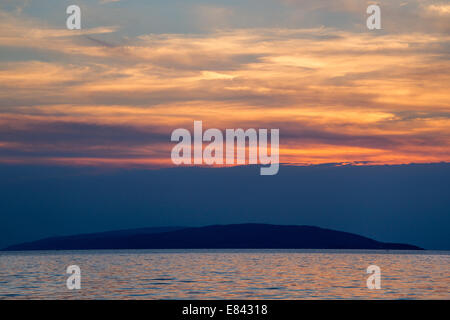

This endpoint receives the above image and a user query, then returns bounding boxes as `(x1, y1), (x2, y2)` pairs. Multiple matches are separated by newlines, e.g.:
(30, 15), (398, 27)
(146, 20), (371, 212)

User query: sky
(0, 0), (449, 167)
(1, 163), (450, 250)
(0, 1), (449, 250)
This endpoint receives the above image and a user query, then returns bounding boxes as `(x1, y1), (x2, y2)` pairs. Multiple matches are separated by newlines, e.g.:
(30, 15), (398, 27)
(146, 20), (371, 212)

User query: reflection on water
(0, 250), (448, 299)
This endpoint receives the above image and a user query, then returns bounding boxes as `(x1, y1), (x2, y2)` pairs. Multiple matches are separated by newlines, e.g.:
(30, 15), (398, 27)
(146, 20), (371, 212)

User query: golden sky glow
(0, 1), (449, 167)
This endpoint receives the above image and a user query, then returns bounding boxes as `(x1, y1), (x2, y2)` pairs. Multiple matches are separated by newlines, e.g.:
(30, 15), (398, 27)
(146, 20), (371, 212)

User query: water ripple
(0, 249), (448, 299)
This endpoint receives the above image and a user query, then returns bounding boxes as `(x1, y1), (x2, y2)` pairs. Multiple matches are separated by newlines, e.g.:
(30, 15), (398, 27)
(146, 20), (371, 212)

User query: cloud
(0, 3), (449, 166)
(426, 3), (450, 15)
(100, 0), (121, 4)
(192, 4), (234, 31)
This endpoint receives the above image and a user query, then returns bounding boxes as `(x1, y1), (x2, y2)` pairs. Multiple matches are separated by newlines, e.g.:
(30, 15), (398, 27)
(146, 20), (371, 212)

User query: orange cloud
(0, 7), (449, 167)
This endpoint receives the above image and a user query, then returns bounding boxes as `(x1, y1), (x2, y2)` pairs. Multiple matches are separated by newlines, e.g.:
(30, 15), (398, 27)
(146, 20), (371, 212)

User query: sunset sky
(1, 0), (449, 167)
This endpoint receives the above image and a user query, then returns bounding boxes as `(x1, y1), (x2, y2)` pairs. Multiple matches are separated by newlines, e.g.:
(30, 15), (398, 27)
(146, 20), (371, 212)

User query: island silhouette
(3, 224), (422, 251)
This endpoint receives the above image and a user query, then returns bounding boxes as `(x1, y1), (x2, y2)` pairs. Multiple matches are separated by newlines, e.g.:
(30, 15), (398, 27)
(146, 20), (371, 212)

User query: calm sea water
(0, 250), (448, 299)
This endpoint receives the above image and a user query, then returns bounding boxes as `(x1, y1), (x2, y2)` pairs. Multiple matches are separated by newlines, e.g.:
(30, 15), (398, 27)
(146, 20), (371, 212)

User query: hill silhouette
(3, 224), (422, 251)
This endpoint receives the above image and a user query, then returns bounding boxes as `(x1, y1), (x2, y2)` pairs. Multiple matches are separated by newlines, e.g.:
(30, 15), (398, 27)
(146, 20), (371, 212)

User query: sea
(0, 249), (448, 299)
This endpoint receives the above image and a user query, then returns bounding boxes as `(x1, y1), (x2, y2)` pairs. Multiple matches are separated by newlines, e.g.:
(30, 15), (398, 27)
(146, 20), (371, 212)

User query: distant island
(2, 224), (423, 251)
